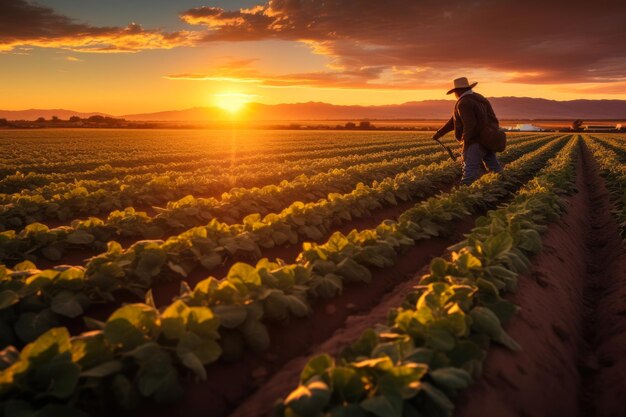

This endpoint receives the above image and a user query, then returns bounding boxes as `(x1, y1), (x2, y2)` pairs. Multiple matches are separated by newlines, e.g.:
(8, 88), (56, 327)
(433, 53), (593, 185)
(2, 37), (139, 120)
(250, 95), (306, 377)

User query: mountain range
(2, 97), (626, 122)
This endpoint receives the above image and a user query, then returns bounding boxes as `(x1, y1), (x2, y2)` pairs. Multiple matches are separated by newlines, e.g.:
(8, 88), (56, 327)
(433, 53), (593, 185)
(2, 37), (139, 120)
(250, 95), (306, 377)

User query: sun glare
(214, 92), (253, 114)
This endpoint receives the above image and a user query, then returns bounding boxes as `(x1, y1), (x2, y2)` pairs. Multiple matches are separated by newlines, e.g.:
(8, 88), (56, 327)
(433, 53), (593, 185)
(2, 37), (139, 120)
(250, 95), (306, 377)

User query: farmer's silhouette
(432, 77), (506, 185)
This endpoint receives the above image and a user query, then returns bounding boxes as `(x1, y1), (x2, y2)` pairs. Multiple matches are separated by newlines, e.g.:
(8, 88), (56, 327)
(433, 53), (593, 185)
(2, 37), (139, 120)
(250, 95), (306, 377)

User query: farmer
(432, 77), (506, 185)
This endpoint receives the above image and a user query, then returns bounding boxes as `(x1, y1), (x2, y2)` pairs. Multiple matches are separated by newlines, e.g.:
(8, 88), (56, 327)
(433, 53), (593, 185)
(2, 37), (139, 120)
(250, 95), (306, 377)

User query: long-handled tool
(434, 138), (458, 162)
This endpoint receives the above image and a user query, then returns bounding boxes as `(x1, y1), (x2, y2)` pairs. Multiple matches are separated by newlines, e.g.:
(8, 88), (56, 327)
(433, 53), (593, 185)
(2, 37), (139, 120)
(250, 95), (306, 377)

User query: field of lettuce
(0, 129), (625, 417)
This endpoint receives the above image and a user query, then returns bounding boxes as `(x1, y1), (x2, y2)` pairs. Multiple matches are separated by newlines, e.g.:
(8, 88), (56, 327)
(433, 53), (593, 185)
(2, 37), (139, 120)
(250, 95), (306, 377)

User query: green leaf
(360, 395), (403, 417)
(50, 291), (83, 318)
(187, 307), (220, 338)
(470, 306), (520, 351)
(425, 328), (455, 351)
(430, 257), (448, 277)
(200, 253), (222, 270)
(161, 300), (189, 340)
(313, 273), (343, 299)
(226, 262), (261, 288)
(80, 360), (123, 378)
(56, 267), (85, 290)
(240, 318), (270, 352)
(70, 331), (113, 369)
(136, 348), (179, 400)
(22, 327), (71, 361)
(35, 357), (81, 399)
(212, 305), (247, 329)
(421, 382), (454, 415)
(484, 232), (513, 259)
(177, 348), (206, 381)
(454, 252), (482, 271)
(14, 261), (37, 271)
(286, 294), (310, 318)
(262, 290), (290, 321)
(14, 310), (57, 344)
(329, 366), (365, 402)
(0, 290), (19, 310)
(135, 245), (166, 279)
(335, 258), (371, 283)
(176, 332), (222, 379)
(104, 304), (159, 350)
(284, 379), (331, 416)
(300, 354), (334, 383)
(167, 261), (187, 277)
(103, 319), (148, 351)
(66, 230), (95, 245)
(42, 245), (64, 261)
(429, 367), (472, 390)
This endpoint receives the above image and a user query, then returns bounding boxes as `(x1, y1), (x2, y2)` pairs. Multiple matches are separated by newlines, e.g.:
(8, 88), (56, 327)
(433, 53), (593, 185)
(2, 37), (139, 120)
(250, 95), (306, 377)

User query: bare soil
(453, 142), (626, 417)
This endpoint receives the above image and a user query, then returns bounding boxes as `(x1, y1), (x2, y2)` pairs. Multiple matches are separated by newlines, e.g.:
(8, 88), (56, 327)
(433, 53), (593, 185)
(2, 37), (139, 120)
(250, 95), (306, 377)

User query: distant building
(510, 124), (542, 132)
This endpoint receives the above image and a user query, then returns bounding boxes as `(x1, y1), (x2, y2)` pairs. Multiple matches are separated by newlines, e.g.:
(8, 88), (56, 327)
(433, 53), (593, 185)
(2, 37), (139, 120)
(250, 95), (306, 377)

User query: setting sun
(214, 93), (253, 114)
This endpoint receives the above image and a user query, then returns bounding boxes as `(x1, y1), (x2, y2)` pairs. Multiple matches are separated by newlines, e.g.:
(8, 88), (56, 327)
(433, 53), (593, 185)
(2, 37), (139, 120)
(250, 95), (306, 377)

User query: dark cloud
(0, 0), (195, 52)
(180, 0), (626, 85)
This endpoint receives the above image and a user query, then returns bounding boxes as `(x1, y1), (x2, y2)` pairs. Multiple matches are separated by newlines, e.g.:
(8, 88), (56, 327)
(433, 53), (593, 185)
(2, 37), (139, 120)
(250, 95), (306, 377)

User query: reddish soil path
(453, 143), (626, 417)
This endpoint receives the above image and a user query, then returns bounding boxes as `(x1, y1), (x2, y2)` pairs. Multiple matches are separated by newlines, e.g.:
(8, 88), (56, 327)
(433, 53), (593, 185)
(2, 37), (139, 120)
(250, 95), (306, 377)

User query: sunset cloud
(165, 63), (466, 90)
(180, 0), (626, 86)
(0, 0), (196, 53)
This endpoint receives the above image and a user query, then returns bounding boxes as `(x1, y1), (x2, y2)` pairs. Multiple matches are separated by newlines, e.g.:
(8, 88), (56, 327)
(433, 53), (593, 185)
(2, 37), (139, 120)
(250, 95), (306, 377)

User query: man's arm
(457, 99), (479, 143)
(432, 117), (454, 140)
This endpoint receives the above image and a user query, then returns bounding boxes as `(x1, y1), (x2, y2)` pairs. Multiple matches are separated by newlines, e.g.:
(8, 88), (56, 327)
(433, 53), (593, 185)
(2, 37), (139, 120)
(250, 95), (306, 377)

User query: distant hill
(121, 107), (224, 122)
(120, 98), (626, 121)
(2, 97), (626, 122)
(0, 109), (110, 120)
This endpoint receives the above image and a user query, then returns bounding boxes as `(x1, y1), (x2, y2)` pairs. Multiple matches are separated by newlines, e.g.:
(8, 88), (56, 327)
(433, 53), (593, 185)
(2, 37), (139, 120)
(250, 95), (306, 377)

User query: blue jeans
(462, 143), (503, 185)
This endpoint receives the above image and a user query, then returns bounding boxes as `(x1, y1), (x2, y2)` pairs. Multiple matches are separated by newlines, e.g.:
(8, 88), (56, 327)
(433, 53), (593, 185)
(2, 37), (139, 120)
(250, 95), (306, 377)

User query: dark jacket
(435, 92), (501, 154)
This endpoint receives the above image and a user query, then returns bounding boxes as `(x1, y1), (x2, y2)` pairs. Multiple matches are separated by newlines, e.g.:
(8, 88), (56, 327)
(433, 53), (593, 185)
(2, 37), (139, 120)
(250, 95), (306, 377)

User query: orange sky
(2, 0), (626, 114)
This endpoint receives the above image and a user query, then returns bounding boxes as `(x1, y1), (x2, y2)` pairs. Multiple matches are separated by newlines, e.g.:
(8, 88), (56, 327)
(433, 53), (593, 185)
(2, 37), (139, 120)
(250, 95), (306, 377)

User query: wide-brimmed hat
(446, 77), (478, 95)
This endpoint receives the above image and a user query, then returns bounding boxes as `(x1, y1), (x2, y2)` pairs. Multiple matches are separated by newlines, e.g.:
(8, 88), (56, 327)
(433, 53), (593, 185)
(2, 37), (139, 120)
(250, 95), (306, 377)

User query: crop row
(0, 158), (460, 265)
(0, 136), (574, 415)
(590, 135), (626, 160)
(585, 137), (626, 242)
(0, 131), (451, 176)
(1, 130), (394, 174)
(276, 136), (580, 417)
(0, 135), (567, 353)
(0, 135), (555, 260)
(3, 138), (445, 200)
(0, 135), (551, 264)
(0, 135), (442, 194)
(0, 139), (457, 230)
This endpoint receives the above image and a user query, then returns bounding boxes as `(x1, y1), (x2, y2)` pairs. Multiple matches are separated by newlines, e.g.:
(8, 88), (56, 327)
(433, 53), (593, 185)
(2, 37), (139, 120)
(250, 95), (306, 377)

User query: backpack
(457, 93), (507, 152)
(479, 125), (507, 152)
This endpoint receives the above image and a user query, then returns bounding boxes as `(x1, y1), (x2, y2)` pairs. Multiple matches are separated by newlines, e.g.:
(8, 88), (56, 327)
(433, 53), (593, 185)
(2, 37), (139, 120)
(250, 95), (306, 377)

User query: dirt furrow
(577, 142), (626, 417)
(453, 142), (626, 417)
